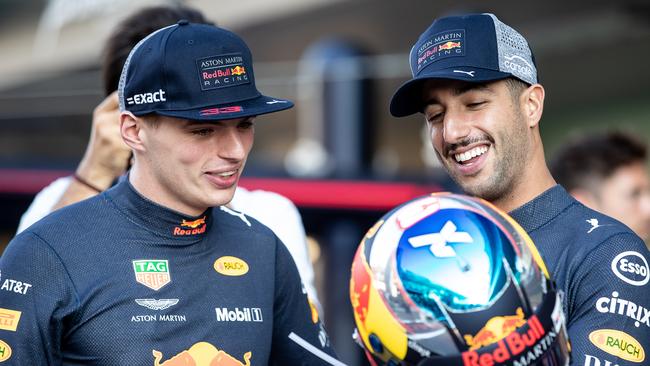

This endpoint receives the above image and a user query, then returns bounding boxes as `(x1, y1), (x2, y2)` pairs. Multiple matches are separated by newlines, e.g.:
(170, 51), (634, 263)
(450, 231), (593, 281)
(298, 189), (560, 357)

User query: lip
(203, 168), (241, 189)
(449, 144), (490, 176)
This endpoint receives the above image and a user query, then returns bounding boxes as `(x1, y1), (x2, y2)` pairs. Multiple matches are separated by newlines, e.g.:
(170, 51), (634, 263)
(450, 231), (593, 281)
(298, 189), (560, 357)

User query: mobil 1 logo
(611, 251), (649, 286)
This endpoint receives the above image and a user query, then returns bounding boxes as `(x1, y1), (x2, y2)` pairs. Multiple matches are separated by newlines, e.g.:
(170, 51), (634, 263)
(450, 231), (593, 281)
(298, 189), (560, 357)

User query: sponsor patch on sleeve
(611, 251), (649, 286)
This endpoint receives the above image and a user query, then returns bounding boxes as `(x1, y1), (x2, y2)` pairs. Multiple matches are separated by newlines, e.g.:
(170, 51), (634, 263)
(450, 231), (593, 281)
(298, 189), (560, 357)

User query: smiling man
(0, 22), (339, 365)
(390, 13), (650, 365)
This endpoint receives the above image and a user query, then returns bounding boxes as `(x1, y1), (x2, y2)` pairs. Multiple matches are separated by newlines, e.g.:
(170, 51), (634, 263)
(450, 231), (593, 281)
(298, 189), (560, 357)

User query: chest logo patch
(0, 308), (21, 332)
(133, 260), (171, 291)
(214, 256), (249, 276)
(589, 329), (645, 362)
(0, 340), (11, 362)
(153, 342), (251, 366)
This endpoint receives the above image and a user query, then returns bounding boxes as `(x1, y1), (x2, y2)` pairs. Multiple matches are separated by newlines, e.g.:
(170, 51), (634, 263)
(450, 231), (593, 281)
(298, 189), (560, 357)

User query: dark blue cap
(390, 13), (537, 117)
(118, 21), (293, 121)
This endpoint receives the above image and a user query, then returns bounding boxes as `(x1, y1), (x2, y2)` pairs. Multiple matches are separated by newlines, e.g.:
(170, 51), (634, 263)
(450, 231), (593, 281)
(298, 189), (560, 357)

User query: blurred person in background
(389, 12), (650, 364)
(15, 5), (321, 312)
(551, 131), (650, 243)
(0, 14), (339, 365)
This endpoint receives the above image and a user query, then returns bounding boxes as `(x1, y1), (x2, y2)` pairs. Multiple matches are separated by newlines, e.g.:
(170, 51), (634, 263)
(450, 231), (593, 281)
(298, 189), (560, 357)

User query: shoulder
(231, 187), (299, 213)
(211, 205), (278, 240)
(17, 176), (73, 233)
(21, 192), (111, 249)
(567, 201), (644, 250)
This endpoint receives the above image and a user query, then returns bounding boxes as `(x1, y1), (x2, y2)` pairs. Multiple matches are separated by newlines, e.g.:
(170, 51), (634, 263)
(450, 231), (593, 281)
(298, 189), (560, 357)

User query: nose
(442, 108), (471, 145)
(217, 126), (248, 161)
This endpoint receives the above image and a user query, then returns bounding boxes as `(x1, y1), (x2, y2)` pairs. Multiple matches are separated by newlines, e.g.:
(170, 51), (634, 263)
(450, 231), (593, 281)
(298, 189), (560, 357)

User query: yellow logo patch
(589, 329), (645, 362)
(0, 308), (21, 332)
(0, 340), (12, 362)
(214, 256), (249, 276)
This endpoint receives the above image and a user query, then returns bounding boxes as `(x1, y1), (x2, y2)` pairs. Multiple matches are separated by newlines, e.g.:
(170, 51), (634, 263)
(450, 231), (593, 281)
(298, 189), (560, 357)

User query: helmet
(350, 193), (570, 366)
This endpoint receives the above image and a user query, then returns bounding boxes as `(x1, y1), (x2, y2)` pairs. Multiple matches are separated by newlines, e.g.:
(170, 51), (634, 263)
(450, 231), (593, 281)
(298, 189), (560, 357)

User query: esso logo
(611, 251), (649, 286)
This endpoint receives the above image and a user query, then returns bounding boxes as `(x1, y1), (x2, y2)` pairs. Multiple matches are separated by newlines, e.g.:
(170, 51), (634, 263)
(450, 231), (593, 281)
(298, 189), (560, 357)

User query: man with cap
(390, 13), (649, 365)
(0, 21), (340, 365)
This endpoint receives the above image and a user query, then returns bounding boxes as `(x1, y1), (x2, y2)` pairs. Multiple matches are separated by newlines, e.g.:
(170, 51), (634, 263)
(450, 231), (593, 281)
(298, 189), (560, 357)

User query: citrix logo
(126, 89), (166, 105)
(215, 307), (262, 322)
(595, 291), (650, 328)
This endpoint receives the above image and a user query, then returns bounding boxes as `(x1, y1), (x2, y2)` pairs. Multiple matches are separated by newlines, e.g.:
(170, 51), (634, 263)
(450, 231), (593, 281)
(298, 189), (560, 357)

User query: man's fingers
(95, 91), (119, 113)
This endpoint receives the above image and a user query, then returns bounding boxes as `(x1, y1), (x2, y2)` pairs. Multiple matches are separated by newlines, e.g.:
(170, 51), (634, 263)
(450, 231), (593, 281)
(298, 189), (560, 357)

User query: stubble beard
(439, 113), (529, 204)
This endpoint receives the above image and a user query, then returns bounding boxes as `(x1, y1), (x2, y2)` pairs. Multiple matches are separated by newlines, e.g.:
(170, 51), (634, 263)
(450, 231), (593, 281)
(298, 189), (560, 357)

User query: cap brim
(389, 67), (512, 117)
(142, 94), (294, 121)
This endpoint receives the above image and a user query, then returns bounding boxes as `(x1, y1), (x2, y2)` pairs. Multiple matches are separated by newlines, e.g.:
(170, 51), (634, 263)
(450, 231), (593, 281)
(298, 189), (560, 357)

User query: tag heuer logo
(133, 260), (171, 291)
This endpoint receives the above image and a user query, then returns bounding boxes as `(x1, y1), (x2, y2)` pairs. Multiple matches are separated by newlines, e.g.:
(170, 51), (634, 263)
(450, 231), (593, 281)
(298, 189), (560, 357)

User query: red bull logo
(462, 313), (545, 366)
(231, 66), (246, 76)
(464, 307), (526, 350)
(182, 217), (206, 228)
(174, 217), (207, 236)
(153, 342), (251, 366)
(438, 41), (461, 51)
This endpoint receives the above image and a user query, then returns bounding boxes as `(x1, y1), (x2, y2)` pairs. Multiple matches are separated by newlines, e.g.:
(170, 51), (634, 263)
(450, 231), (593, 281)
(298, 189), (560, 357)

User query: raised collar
(508, 185), (574, 234)
(105, 178), (212, 243)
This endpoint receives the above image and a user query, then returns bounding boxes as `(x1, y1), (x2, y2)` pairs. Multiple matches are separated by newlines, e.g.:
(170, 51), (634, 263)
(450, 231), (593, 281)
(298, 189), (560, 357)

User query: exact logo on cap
(126, 89), (166, 106)
(197, 53), (250, 91)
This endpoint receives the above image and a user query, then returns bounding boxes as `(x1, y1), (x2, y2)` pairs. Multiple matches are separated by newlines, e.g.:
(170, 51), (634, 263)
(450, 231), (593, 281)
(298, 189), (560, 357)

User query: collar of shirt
(509, 185), (575, 233)
(105, 178), (212, 243)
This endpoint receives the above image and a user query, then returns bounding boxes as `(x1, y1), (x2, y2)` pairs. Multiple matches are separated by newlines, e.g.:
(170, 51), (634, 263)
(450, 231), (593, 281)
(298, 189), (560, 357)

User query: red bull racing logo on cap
(153, 342), (251, 366)
(198, 54), (250, 91)
(415, 29), (465, 72)
(133, 260), (171, 291)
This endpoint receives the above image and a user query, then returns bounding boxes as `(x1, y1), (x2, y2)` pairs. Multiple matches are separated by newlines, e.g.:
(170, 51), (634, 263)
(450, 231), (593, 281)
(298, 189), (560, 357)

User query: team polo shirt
(510, 185), (650, 366)
(0, 179), (339, 365)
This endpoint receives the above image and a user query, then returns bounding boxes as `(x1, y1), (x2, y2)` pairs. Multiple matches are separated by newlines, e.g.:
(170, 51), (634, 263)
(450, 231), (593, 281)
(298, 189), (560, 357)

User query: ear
(120, 112), (146, 152)
(520, 84), (545, 128)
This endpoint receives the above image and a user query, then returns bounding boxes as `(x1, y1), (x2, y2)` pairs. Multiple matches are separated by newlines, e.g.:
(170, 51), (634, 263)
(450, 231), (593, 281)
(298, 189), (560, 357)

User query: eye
(191, 128), (214, 136)
(467, 101), (486, 108)
(426, 112), (443, 124)
(238, 120), (255, 130)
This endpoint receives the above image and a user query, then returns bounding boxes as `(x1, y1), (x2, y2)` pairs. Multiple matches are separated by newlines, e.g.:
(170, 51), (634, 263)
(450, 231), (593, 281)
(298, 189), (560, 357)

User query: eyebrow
(186, 116), (254, 127)
(423, 82), (494, 107)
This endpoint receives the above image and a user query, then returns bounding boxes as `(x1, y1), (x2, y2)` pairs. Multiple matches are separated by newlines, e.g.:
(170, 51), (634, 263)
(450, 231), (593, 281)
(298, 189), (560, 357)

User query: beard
(437, 109), (530, 203)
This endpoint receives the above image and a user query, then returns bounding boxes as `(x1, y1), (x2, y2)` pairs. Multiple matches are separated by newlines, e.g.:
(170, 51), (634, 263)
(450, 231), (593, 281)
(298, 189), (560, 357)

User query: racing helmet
(350, 193), (570, 366)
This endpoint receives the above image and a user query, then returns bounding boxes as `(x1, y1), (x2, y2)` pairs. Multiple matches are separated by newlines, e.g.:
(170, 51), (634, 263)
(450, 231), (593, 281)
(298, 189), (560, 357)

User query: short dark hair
(101, 6), (213, 96)
(504, 77), (528, 101)
(551, 131), (648, 191)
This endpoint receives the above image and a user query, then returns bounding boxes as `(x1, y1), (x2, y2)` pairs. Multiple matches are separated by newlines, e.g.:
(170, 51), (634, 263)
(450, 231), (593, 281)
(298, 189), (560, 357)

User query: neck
(494, 138), (556, 213)
(128, 162), (206, 217)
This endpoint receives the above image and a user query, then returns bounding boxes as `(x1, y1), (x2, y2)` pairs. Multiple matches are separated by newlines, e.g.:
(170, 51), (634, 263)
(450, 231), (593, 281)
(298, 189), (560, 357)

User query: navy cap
(118, 21), (293, 121)
(390, 13), (537, 117)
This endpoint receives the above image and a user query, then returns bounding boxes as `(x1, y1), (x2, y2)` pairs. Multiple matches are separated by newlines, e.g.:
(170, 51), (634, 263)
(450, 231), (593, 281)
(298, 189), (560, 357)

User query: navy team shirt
(510, 185), (650, 366)
(0, 179), (339, 365)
